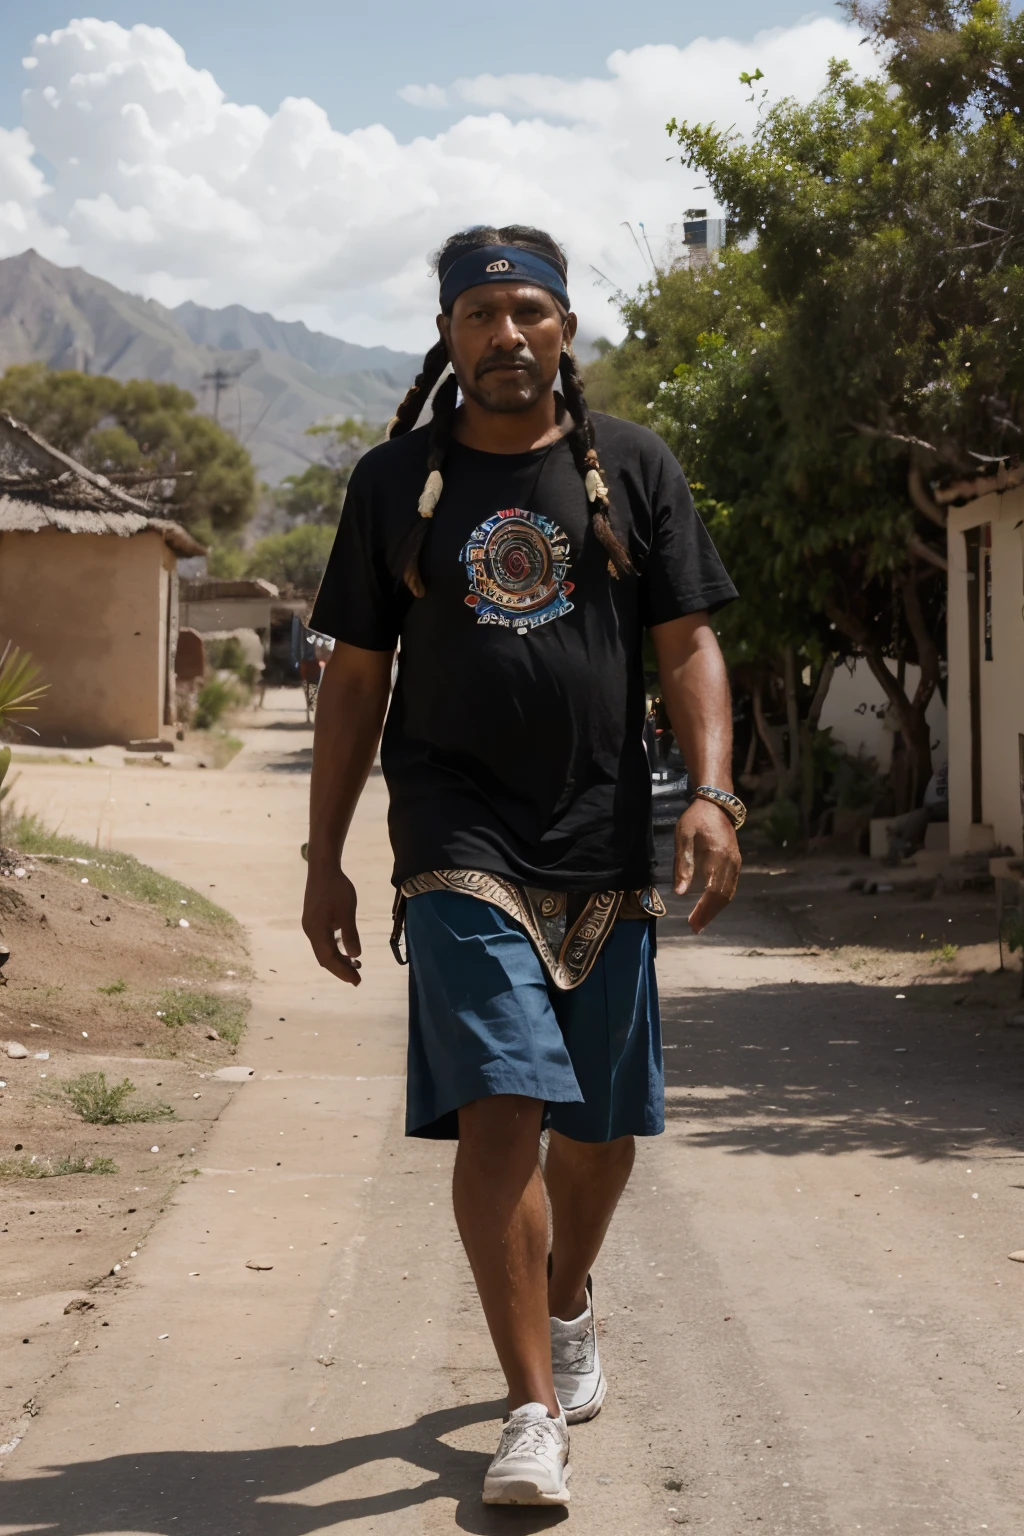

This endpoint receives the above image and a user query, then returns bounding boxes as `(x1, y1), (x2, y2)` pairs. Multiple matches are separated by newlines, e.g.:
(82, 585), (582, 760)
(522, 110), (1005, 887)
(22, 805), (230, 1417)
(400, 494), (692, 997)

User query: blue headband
(438, 244), (570, 313)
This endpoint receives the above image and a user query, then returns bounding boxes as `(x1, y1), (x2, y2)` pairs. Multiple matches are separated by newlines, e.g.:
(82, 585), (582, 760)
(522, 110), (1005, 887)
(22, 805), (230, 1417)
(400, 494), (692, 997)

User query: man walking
(303, 225), (742, 1507)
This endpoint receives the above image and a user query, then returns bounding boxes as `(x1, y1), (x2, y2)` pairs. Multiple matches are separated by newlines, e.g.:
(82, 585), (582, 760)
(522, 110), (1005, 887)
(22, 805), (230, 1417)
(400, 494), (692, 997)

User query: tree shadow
(260, 748), (313, 774)
(660, 975), (1024, 1161)
(0, 1399), (568, 1534)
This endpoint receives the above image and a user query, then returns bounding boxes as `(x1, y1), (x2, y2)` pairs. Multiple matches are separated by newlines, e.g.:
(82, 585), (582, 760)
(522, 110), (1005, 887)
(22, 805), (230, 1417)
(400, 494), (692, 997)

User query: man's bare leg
(453, 1094), (558, 1415)
(545, 1131), (636, 1320)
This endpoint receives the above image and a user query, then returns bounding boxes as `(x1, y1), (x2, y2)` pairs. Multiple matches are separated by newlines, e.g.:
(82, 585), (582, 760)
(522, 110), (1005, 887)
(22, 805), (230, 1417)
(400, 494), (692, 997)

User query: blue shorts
(404, 889), (664, 1142)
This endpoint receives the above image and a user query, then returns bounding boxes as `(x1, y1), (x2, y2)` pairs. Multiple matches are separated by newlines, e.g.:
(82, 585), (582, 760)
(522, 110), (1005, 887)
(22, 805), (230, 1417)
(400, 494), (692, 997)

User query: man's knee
(457, 1095), (544, 1160)
(547, 1130), (635, 1171)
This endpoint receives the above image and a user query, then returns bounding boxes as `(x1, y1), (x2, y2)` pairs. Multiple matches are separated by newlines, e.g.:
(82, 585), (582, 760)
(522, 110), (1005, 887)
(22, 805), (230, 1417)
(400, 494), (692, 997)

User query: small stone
(179, 918), (190, 929)
(34, 1051), (49, 1061)
(1009, 1251), (1024, 1263)
(150, 1146), (159, 1153)
(206, 1028), (220, 1041)
(245, 1259), (273, 1271)
(6, 1043), (27, 1059)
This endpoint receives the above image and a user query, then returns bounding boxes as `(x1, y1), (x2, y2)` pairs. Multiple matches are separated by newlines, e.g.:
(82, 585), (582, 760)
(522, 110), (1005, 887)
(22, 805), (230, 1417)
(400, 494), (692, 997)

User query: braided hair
(387, 224), (633, 595)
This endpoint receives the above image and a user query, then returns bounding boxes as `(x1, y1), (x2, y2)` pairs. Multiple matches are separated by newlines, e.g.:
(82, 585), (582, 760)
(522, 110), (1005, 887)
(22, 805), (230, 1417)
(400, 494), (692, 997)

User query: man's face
(438, 283), (577, 414)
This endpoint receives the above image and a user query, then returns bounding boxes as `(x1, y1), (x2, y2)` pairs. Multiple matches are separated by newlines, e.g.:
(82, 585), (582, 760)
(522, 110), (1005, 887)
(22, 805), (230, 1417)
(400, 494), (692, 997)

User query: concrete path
(2, 690), (1022, 1534)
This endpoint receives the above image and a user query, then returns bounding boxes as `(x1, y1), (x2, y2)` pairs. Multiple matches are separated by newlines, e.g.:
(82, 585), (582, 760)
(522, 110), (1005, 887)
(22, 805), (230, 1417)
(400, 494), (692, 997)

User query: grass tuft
(157, 988), (248, 1046)
(97, 977), (128, 995)
(0, 1153), (117, 1178)
(930, 942), (959, 964)
(62, 1071), (174, 1125)
(8, 811), (237, 927)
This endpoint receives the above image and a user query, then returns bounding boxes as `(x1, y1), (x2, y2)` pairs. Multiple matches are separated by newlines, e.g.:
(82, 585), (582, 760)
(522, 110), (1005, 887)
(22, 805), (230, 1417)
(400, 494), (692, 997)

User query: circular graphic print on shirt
(461, 508), (575, 634)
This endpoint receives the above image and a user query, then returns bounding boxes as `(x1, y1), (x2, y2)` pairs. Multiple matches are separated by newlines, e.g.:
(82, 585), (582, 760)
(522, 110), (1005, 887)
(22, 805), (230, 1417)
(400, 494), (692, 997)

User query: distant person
(302, 225), (741, 1507)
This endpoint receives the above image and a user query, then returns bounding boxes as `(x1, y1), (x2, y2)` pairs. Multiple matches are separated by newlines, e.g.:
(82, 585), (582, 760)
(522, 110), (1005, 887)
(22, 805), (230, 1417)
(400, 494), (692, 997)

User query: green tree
(0, 364), (257, 541)
(594, 0), (1024, 808)
(275, 416), (382, 527)
(241, 524), (336, 592)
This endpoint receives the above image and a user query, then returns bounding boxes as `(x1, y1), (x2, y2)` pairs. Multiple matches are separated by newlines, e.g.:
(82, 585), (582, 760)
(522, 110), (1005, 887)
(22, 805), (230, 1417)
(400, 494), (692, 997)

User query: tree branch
(908, 534), (948, 571)
(806, 654), (836, 734)
(900, 569), (940, 716)
(907, 464), (947, 527)
(751, 679), (785, 778)
(851, 422), (938, 453)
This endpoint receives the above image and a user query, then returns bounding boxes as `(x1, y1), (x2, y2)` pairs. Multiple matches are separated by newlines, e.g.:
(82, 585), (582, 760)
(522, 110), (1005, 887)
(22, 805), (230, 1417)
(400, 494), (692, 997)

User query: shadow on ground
(260, 747), (313, 773)
(0, 1400), (568, 1534)
(660, 976), (1024, 1162)
(248, 719), (314, 733)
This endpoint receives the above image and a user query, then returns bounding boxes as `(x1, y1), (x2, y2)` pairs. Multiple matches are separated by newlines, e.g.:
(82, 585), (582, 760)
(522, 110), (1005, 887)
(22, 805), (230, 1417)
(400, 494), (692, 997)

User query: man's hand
(302, 862), (363, 985)
(674, 799), (742, 935)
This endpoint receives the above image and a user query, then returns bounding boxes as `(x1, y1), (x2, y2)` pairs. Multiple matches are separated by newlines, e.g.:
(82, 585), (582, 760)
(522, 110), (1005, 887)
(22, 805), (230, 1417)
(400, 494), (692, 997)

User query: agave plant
(0, 642), (48, 731)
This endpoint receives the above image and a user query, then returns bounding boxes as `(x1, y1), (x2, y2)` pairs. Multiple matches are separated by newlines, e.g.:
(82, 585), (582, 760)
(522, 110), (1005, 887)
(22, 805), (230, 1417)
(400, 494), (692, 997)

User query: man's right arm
(302, 641), (395, 986)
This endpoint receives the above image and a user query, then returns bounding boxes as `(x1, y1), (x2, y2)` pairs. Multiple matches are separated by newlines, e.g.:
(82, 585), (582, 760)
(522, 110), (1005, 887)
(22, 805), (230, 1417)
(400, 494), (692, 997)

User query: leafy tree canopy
(0, 363), (257, 542)
(274, 417), (383, 527)
(210, 523), (335, 593)
(590, 0), (1024, 806)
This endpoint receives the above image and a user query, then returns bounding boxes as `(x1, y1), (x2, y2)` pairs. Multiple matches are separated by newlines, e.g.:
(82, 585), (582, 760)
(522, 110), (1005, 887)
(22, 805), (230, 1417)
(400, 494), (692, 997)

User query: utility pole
(201, 365), (238, 423)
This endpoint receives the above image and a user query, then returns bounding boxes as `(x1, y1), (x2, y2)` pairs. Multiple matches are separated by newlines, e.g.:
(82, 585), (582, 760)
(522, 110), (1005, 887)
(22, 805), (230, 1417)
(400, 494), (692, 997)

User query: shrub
(205, 636), (247, 674)
(62, 1071), (173, 1125)
(767, 797), (801, 848)
(193, 677), (238, 730)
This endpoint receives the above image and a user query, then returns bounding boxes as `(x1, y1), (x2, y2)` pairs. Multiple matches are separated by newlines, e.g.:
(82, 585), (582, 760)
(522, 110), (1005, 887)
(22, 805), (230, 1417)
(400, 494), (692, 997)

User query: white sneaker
(482, 1402), (571, 1506)
(551, 1276), (607, 1424)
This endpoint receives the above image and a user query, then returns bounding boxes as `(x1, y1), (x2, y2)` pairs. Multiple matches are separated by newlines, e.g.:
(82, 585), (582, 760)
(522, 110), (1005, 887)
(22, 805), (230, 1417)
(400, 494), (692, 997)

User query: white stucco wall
(946, 487), (1024, 855)
(819, 658), (948, 776)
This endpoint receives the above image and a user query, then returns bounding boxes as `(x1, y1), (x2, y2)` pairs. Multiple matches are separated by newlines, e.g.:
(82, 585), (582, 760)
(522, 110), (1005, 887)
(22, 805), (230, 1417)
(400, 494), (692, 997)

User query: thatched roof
(0, 413), (206, 557)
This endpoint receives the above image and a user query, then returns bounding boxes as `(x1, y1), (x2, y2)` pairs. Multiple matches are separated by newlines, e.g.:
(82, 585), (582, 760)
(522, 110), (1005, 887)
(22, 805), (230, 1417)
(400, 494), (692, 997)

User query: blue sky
(0, 3), (833, 138)
(0, 6), (862, 345)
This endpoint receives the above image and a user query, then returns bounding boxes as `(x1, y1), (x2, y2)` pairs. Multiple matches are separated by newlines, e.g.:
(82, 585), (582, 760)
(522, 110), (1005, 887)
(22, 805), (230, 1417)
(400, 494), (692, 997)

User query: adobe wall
(0, 527), (171, 746)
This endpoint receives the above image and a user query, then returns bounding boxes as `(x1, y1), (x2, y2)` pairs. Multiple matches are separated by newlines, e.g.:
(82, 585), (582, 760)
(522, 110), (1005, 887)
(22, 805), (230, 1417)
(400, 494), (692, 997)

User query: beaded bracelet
(693, 785), (747, 830)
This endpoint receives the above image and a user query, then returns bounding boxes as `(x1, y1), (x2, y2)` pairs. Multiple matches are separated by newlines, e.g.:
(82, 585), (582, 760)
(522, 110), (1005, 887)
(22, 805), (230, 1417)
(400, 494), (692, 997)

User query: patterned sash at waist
(391, 869), (665, 990)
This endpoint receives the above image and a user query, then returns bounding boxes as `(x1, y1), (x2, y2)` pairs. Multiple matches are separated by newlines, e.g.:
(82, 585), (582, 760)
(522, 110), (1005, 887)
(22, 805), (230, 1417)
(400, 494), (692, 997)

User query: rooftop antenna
(620, 221), (653, 274)
(638, 221), (658, 273)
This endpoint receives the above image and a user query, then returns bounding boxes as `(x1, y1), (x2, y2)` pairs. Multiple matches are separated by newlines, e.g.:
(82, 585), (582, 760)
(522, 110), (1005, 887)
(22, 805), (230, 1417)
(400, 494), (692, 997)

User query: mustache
(475, 349), (540, 380)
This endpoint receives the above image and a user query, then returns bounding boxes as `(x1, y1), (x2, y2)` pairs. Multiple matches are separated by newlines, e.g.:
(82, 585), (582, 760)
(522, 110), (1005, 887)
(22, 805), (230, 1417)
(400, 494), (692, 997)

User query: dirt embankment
(0, 840), (250, 1452)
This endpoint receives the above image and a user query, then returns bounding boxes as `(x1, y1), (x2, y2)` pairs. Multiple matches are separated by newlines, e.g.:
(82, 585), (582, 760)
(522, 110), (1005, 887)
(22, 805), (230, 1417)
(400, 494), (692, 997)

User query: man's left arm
(649, 612), (741, 934)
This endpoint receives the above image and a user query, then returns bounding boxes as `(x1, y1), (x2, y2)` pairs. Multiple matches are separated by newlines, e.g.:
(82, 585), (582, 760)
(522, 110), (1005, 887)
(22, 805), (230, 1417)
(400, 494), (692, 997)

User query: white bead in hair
(418, 469), (444, 518)
(584, 467), (608, 503)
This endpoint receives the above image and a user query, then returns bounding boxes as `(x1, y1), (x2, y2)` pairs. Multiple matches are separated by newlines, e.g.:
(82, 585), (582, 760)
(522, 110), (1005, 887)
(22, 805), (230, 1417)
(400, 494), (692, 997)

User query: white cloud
(0, 16), (866, 350)
(397, 83), (449, 110)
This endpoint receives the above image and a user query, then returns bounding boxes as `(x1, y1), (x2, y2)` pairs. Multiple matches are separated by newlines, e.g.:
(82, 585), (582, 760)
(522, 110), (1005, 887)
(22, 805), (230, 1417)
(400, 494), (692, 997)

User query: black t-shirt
(309, 412), (736, 891)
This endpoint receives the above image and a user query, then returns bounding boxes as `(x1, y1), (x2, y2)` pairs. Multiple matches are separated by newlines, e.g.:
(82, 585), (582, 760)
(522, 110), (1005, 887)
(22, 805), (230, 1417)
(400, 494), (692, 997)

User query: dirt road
(2, 691), (1023, 1534)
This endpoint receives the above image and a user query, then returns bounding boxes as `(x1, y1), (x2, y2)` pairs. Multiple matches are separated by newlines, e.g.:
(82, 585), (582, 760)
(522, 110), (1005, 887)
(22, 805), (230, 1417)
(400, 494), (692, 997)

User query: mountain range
(0, 250), (421, 484)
